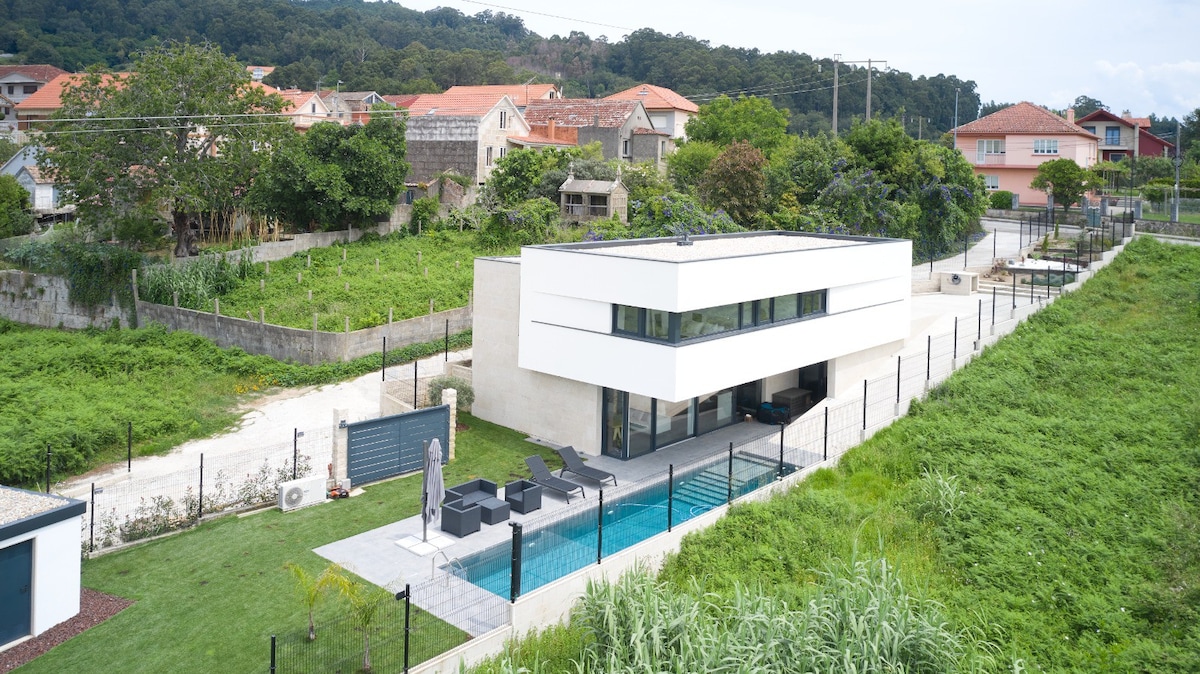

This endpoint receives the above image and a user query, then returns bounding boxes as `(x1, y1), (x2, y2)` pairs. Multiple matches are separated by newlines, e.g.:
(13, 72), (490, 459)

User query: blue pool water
(445, 453), (790, 598)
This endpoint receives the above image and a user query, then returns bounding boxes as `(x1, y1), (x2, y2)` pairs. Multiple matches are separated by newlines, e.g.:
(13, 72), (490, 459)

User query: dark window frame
(613, 289), (828, 345)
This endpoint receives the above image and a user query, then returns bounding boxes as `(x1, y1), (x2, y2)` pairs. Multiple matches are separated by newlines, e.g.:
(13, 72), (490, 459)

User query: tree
(685, 95), (790, 155)
(666, 140), (720, 193)
(253, 108), (409, 230)
(484, 148), (546, 207)
(284, 562), (344, 642)
(698, 140), (767, 226)
(340, 580), (395, 673)
(40, 42), (287, 256)
(1070, 95), (1107, 117)
(1030, 158), (1103, 221)
(0, 175), (35, 238)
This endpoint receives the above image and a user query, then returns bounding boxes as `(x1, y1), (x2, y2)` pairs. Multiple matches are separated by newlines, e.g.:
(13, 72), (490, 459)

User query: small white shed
(0, 486), (85, 649)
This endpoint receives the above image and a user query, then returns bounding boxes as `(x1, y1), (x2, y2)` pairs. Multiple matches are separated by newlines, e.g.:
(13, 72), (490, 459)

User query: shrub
(410, 196), (440, 233)
(988, 190), (1014, 210)
(428, 376), (473, 409)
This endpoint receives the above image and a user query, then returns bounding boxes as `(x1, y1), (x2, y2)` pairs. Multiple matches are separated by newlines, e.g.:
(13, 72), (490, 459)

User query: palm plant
(284, 561), (343, 641)
(339, 578), (395, 673)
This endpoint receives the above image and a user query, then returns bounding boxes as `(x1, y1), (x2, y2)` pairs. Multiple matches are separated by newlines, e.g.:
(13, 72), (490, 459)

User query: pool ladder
(431, 550), (468, 582)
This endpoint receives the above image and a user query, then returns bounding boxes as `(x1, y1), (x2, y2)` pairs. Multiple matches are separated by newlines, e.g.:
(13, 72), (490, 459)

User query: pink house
(952, 102), (1099, 206)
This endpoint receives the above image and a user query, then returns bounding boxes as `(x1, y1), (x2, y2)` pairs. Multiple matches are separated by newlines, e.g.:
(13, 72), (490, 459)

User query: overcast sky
(398, 0), (1200, 124)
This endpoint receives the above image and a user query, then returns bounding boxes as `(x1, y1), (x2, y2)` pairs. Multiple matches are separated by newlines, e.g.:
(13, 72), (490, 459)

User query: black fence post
(444, 319), (449, 362)
(269, 635), (276, 674)
(667, 465), (674, 532)
(412, 360), (419, 408)
(861, 380), (867, 431)
(727, 443), (734, 503)
(822, 407), (829, 461)
(778, 423), (786, 478)
(403, 584), (411, 673)
(292, 428), (299, 480)
(1029, 271), (1035, 303)
(127, 421), (132, 473)
(596, 489), (604, 564)
(1012, 272), (1017, 308)
(993, 228), (996, 259)
(45, 445), (51, 493)
(89, 482), (95, 553)
(953, 317), (959, 360)
(977, 299), (982, 342)
(382, 336), (387, 381)
(509, 522), (522, 602)
(926, 335), (932, 381)
(895, 356), (901, 404)
(963, 230), (968, 270)
(198, 453), (204, 520)
(992, 287), (996, 326)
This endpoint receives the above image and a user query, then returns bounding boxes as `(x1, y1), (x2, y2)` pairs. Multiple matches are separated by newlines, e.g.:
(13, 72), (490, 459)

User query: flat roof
(535, 230), (887, 263)
(1, 485), (86, 541)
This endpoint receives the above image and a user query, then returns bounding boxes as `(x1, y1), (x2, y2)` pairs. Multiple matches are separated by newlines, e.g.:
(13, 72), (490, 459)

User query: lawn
(17, 413), (562, 674)
(477, 236), (1200, 672)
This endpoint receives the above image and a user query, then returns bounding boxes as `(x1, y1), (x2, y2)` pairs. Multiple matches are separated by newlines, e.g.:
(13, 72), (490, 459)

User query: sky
(397, 0), (1200, 124)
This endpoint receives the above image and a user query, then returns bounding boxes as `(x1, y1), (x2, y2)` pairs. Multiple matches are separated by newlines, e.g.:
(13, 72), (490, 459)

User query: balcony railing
(974, 153), (1006, 166)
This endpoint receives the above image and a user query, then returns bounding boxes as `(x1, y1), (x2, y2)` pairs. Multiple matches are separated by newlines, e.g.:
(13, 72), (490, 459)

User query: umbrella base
(395, 533), (454, 556)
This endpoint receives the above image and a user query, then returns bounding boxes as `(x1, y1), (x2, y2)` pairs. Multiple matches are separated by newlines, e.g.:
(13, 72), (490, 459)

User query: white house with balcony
(472, 231), (911, 459)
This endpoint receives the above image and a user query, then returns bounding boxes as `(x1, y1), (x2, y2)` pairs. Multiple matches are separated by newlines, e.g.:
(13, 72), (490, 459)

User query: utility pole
(1173, 121), (1182, 222)
(953, 88), (961, 149)
(865, 59), (872, 120)
(831, 54), (840, 136)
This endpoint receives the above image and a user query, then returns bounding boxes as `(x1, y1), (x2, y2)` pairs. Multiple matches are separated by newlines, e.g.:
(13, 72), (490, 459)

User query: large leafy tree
(1030, 158), (1103, 220)
(698, 140), (767, 226)
(252, 109), (409, 230)
(685, 95), (790, 155)
(40, 42), (287, 256)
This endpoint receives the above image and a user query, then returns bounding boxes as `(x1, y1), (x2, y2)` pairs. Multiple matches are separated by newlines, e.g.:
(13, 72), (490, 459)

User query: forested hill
(0, 0), (979, 135)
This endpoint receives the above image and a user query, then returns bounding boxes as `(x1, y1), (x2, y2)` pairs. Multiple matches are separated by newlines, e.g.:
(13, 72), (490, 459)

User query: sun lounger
(555, 446), (617, 487)
(525, 455), (585, 503)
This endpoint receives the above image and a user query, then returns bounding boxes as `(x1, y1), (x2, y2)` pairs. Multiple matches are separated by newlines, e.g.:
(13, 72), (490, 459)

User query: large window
(983, 175), (1000, 190)
(614, 290), (828, 344)
(1105, 127), (1121, 145)
(1033, 139), (1059, 155)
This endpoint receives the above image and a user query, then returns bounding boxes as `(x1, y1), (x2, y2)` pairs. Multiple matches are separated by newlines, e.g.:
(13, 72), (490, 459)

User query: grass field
(0, 319), (470, 486)
(476, 236), (1200, 672)
(17, 413), (560, 674)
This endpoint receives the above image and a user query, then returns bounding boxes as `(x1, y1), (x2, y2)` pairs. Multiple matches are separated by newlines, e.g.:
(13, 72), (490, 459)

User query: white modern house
(1, 486), (86, 650)
(472, 231), (911, 459)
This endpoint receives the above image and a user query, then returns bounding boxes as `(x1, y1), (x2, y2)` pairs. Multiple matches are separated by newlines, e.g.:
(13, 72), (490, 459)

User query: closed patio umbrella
(421, 438), (445, 542)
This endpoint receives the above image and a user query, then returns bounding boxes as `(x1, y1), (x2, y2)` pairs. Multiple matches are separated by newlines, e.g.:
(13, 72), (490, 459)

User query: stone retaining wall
(0, 270), (128, 329)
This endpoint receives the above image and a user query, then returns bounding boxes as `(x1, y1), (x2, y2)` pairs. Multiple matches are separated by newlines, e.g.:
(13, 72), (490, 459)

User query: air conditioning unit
(278, 476), (327, 512)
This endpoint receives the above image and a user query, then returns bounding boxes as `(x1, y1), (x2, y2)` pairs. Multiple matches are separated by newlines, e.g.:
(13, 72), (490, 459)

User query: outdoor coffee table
(478, 497), (510, 524)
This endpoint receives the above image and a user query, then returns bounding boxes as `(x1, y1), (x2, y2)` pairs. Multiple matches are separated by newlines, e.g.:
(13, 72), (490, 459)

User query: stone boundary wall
(135, 299), (471, 364)
(0, 270), (128, 329)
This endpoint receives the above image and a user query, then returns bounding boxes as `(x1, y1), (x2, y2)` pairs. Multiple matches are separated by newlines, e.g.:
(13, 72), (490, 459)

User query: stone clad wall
(0, 270), (128, 329)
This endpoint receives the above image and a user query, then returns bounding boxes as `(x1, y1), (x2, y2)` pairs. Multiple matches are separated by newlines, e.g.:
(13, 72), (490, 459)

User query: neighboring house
(0, 145), (36, 178)
(0, 65), (67, 133)
(320, 90), (385, 124)
(14, 72), (130, 130)
(522, 99), (671, 165)
(0, 486), (86, 651)
(559, 170), (628, 223)
(444, 83), (560, 111)
(400, 93), (530, 185)
(381, 94), (420, 110)
(14, 166), (63, 213)
(605, 83), (698, 140)
(1076, 109), (1174, 162)
(472, 230), (911, 459)
(952, 102), (1099, 206)
(245, 65), (275, 82)
(273, 89), (332, 130)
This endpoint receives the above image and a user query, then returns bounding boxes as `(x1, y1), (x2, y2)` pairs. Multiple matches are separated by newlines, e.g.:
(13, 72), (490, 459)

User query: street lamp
(1173, 121), (1183, 223)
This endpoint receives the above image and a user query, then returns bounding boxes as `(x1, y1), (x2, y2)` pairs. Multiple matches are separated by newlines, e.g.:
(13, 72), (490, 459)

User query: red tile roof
(15, 73), (128, 113)
(0, 65), (68, 84)
(444, 84), (559, 107)
(507, 133), (575, 147)
(523, 99), (641, 128)
(403, 92), (508, 117)
(381, 94), (420, 109)
(605, 83), (698, 113)
(954, 101), (1096, 137)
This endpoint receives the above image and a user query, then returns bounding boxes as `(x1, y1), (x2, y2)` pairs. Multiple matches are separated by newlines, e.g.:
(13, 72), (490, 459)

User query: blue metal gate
(346, 406), (450, 486)
(0, 540), (32, 646)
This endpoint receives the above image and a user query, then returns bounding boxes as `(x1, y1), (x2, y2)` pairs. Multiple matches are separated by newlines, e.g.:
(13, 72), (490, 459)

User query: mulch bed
(0, 588), (132, 672)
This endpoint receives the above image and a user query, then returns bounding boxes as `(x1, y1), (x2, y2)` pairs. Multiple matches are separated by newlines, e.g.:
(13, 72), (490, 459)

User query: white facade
(474, 232), (912, 457)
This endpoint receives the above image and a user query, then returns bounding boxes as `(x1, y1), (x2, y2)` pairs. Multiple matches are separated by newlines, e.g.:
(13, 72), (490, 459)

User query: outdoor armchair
(440, 498), (481, 537)
(504, 479), (542, 514)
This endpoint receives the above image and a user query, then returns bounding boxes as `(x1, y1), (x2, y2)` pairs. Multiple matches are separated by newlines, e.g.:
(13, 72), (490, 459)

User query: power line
(450, 0), (635, 33)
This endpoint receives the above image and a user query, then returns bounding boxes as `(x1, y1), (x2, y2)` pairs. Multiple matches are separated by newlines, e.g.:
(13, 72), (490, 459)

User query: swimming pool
(445, 453), (791, 598)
